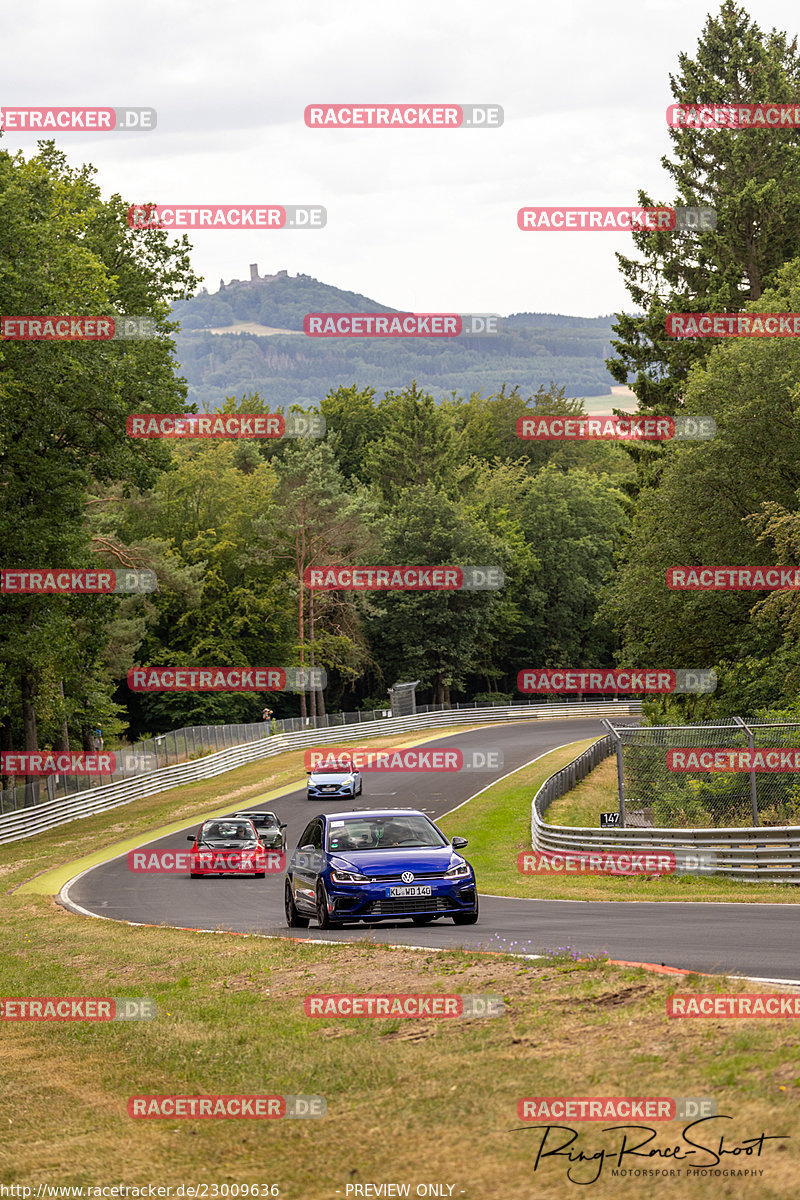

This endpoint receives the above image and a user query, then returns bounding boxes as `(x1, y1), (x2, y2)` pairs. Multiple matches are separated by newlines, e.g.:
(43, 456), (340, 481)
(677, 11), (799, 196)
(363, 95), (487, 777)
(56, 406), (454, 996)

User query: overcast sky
(3, 0), (799, 317)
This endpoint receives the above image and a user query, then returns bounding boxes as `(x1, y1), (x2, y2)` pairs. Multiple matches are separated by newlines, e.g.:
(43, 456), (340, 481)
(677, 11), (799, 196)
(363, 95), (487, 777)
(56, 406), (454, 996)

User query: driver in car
(380, 821), (413, 847)
(330, 829), (355, 851)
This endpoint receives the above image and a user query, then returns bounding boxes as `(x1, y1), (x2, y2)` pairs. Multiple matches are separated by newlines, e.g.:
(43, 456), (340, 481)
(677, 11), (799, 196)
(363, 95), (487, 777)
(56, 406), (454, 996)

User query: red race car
(186, 818), (272, 878)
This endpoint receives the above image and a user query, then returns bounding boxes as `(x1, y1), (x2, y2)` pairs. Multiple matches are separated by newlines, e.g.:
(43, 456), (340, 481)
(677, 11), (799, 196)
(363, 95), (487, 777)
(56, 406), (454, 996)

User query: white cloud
(2, 0), (797, 315)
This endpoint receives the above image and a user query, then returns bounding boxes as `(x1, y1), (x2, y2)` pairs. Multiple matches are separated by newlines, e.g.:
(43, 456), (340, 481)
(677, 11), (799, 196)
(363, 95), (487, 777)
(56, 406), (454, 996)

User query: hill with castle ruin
(170, 267), (622, 408)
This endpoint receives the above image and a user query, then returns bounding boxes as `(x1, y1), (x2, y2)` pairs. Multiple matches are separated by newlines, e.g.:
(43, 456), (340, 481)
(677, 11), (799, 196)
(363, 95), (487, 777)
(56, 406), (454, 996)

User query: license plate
(387, 885), (432, 897)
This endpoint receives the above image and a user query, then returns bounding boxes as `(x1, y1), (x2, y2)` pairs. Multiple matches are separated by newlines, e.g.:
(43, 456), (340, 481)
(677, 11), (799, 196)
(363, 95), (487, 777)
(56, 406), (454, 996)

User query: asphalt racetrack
(62, 719), (800, 983)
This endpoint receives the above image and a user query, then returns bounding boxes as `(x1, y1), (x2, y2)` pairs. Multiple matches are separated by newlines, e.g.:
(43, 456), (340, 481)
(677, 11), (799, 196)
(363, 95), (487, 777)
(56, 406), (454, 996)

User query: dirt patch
(573, 983), (655, 1008)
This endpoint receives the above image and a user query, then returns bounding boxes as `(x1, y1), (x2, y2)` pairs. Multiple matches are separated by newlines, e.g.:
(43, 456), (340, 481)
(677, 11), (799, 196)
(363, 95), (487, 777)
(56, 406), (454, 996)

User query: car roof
(231, 810), (277, 817)
(204, 816), (256, 824)
(319, 808), (425, 821)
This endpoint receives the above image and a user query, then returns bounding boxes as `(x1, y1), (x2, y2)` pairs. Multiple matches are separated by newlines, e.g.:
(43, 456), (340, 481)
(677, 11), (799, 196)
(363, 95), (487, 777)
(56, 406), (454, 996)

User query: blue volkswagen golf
(284, 808), (478, 929)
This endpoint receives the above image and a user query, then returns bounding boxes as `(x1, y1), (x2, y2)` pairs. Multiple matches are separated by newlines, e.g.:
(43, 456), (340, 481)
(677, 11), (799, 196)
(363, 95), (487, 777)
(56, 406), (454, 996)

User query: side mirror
(452, 836), (468, 849)
(306, 770), (313, 775)
(280, 822), (287, 829)
(299, 843), (316, 852)
(187, 834), (196, 842)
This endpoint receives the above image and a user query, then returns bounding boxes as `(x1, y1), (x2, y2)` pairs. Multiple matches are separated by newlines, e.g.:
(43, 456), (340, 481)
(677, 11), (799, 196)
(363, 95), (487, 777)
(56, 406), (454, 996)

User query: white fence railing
(531, 735), (800, 882)
(0, 701), (640, 845)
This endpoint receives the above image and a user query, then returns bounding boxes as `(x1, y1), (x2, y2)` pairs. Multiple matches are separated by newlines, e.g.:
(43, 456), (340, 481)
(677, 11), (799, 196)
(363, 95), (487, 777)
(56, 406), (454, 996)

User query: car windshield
(326, 815), (446, 852)
(238, 813), (279, 829)
(199, 821), (257, 845)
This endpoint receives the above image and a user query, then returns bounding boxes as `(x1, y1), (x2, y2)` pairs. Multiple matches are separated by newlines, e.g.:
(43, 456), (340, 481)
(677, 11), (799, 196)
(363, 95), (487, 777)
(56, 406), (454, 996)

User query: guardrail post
(733, 716), (759, 827)
(602, 720), (626, 828)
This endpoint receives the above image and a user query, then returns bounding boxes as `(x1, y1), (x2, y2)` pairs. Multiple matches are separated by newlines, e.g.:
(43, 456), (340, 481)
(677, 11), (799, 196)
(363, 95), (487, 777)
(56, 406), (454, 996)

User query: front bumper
(307, 786), (356, 799)
(325, 876), (477, 919)
(189, 850), (267, 875)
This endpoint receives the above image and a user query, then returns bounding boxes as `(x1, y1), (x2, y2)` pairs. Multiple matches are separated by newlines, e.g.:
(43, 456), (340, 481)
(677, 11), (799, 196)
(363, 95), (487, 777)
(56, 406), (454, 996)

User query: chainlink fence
(605, 718), (800, 828)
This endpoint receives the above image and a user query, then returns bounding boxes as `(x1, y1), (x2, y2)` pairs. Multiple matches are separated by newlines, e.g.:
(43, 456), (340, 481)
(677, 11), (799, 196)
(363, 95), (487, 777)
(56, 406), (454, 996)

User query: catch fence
(605, 718), (800, 828)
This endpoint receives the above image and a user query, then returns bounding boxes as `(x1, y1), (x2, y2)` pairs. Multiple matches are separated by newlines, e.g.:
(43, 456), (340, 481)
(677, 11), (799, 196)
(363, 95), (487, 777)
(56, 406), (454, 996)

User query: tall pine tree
(608, 1), (800, 412)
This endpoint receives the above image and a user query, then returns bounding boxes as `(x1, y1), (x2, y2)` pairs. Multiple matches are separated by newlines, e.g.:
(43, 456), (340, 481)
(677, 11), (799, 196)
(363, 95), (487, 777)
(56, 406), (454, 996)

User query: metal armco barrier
(0, 701), (640, 845)
(532, 735), (800, 883)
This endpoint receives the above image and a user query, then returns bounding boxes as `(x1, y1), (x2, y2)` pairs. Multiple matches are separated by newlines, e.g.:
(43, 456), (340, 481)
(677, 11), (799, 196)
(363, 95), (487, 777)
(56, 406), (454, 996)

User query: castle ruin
(218, 266), (299, 291)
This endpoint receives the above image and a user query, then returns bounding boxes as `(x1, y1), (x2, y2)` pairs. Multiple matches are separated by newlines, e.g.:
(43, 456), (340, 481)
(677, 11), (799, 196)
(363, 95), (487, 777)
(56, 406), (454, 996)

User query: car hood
(329, 847), (460, 876)
(308, 772), (354, 784)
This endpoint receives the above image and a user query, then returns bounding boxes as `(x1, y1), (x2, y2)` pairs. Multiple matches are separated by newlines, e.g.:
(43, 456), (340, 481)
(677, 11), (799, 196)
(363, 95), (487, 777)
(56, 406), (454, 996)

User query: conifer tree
(608, 1), (800, 411)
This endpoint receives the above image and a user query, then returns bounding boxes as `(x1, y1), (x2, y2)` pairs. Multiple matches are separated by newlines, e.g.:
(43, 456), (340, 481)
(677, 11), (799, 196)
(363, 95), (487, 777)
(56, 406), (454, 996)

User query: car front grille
(365, 871), (444, 882)
(365, 896), (456, 915)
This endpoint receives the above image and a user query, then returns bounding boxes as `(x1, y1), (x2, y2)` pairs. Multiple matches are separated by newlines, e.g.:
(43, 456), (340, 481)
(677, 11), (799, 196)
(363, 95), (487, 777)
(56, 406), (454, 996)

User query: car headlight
(340, 775), (354, 785)
(330, 867), (368, 884)
(445, 859), (471, 879)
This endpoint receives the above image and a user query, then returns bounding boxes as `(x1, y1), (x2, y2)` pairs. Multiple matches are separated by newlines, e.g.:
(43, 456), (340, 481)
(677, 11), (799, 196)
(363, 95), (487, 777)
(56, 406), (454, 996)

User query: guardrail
(0, 696), (641, 814)
(0, 701), (640, 846)
(531, 735), (800, 882)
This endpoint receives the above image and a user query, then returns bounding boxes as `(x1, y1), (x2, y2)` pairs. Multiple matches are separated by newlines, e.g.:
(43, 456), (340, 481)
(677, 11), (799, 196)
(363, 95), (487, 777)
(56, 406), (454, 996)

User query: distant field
(206, 322), (302, 336)
(578, 386), (639, 414)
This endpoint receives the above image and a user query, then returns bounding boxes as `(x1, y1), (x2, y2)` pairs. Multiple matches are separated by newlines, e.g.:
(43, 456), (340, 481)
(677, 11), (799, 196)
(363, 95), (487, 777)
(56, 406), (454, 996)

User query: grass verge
(1, 895), (799, 1196)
